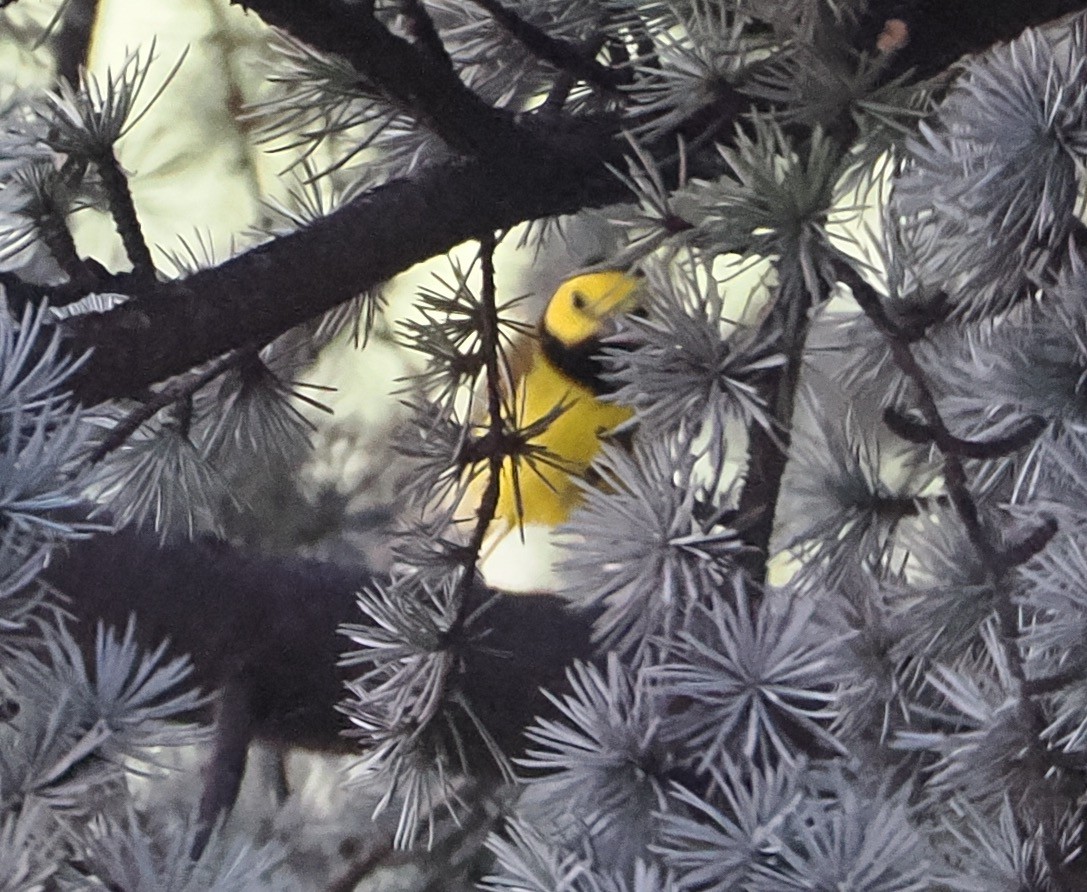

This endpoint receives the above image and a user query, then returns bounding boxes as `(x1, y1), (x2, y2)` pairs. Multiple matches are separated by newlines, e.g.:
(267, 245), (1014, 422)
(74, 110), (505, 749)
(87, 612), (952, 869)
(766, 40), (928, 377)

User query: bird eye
(571, 291), (587, 310)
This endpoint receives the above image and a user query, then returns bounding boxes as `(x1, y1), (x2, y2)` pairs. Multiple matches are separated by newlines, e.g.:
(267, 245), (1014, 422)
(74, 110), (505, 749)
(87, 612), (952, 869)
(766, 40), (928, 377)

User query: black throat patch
(539, 324), (615, 395)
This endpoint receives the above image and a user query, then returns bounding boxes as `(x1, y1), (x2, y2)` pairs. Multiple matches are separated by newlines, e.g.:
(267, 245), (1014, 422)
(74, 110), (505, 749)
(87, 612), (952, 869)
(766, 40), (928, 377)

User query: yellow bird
(494, 269), (645, 530)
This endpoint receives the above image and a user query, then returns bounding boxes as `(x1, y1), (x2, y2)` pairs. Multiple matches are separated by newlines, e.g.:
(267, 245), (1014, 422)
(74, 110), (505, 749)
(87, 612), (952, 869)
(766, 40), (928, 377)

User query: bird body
(499, 347), (634, 526)
(493, 269), (643, 531)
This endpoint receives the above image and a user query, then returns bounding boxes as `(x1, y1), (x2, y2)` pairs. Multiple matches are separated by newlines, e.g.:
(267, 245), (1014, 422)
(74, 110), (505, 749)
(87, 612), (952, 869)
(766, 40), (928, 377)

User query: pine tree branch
(51, 0), (100, 86)
(832, 254), (1056, 729)
(882, 408), (1048, 459)
(467, 0), (627, 92)
(56, 1), (1087, 407)
(445, 234), (508, 642)
(735, 275), (822, 584)
(396, 0), (454, 71)
(834, 254), (1085, 874)
(462, 233), (505, 565)
(36, 198), (99, 291)
(43, 523), (597, 777)
(93, 147), (157, 286)
(85, 345), (258, 464)
(61, 144), (631, 406)
(192, 678), (254, 858)
(832, 256), (1053, 578)
(230, 0), (527, 157)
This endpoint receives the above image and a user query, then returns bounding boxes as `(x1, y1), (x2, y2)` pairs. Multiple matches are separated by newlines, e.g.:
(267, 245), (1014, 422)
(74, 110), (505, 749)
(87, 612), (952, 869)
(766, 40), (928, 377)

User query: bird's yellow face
(541, 270), (644, 348)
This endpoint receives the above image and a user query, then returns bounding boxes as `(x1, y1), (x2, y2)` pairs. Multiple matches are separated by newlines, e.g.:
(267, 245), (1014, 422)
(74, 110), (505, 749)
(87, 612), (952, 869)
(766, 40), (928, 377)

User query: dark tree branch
(94, 147), (157, 285)
(61, 141), (631, 405)
(85, 345), (258, 464)
(37, 201), (99, 291)
(833, 253), (1079, 870)
(468, 0), (628, 92)
(462, 233), (506, 567)
(192, 678), (254, 858)
(43, 523), (597, 821)
(1002, 515), (1059, 567)
(56, 1), (1087, 409)
(397, 0), (455, 71)
(735, 274), (822, 584)
(1, 266), (144, 314)
(1024, 668), (1087, 697)
(446, 233), (509, 642)
(834, 258), (1002, 565)
(51, 0), (100, 85)
(882, 408), (1048, 458)
(231, 0), (529, 157)
(833, 255), (1055, 685)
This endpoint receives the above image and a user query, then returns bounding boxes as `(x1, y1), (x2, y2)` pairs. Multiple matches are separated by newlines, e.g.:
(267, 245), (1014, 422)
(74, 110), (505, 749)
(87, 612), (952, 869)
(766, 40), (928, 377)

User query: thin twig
(478, 233), (506, 497)
(448, 232), (507, 632)
(735, 272), (821, 585)
(398, 0), (454, 70)
(833, 258), (1001, 564)
(882, 407), (1047, 458)
(37, 204), (99, 290)
(325, 836), (404, 892)
(542, 32), (610, 115)
(541, 68), (578, 113)
(833, 253), (1087, 887)
(240, 0), (531, 158)
(86, 345), (255, 464)
(833, 253), (1051, 709)
(468, 0), (628, 92)
(94, 148), (156, 285)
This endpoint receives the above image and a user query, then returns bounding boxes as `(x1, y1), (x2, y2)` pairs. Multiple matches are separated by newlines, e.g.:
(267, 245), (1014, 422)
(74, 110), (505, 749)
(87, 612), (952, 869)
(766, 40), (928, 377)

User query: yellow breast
(495, 351), (633, 528)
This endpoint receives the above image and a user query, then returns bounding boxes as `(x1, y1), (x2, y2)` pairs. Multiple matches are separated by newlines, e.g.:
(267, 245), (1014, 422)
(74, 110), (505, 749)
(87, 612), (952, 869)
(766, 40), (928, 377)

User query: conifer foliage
(3, 0), (1087, 888)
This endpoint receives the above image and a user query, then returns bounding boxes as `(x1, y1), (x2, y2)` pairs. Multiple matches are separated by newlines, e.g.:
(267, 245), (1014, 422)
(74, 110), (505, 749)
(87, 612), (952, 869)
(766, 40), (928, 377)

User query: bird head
(538, 270), (645, 393)
(542, 270), (645, 348)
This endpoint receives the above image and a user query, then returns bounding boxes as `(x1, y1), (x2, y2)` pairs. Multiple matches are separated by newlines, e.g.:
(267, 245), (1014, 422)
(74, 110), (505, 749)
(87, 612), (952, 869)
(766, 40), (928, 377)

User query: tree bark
(56, 1), (1087, 405)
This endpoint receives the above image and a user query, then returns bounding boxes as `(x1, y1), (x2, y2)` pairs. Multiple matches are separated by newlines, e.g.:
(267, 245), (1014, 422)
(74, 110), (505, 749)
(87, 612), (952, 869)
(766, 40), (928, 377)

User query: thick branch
(58, 1), (1087, 406)
(43, 526), (596, 762)
(231, 0), (528, 157)
(468, 0), (627, 92)
(62, 142), (629, 405)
